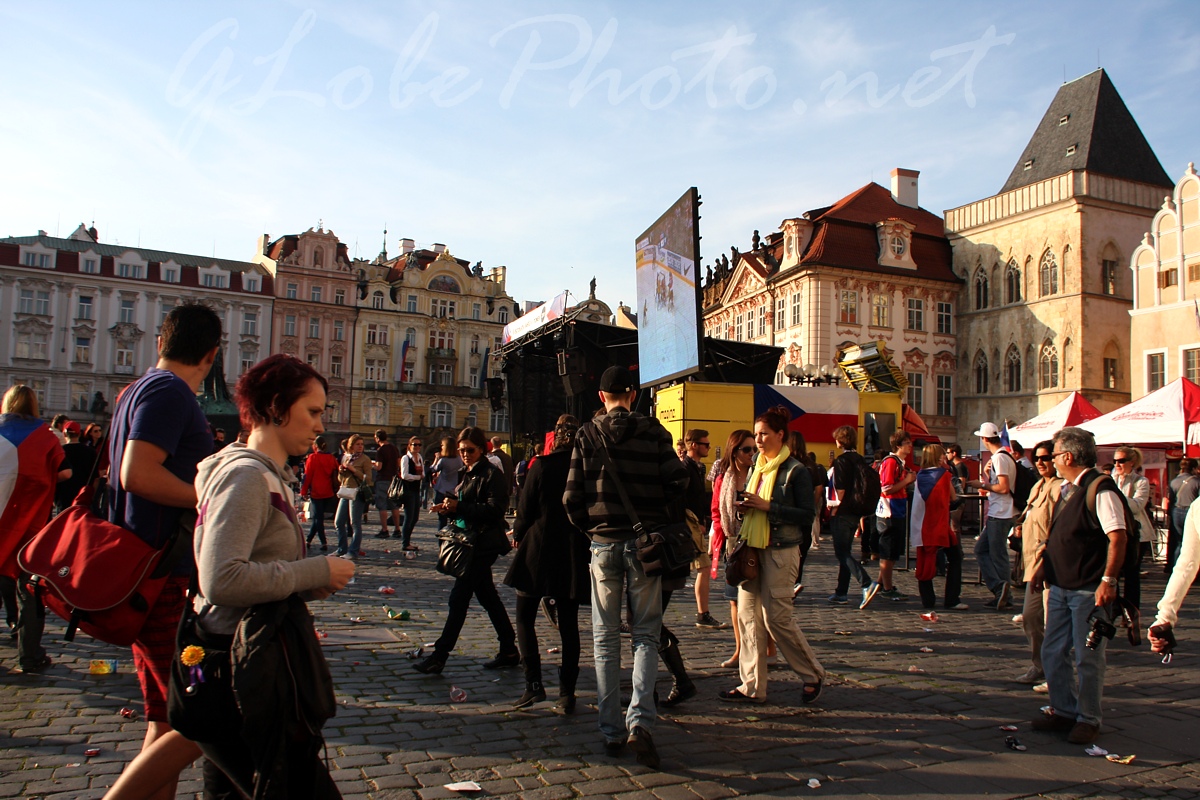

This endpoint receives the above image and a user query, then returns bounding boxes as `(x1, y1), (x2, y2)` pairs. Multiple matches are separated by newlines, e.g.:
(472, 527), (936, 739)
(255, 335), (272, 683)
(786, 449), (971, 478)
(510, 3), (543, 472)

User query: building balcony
(392, 382), (483, 398)
(426, 347), (456, 359)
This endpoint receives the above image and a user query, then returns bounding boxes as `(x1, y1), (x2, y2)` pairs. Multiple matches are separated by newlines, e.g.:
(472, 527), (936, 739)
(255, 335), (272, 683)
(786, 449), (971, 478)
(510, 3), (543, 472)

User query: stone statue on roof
(589, 276), (596, 299)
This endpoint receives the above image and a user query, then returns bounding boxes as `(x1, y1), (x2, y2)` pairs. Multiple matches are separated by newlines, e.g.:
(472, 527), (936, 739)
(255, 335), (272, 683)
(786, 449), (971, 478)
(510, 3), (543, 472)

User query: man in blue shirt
(104, 302), (221, 799)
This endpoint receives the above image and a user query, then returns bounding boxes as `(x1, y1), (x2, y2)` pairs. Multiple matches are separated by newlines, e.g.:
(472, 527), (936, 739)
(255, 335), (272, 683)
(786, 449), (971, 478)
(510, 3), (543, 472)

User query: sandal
(720, 655), (739, 668)
(802, 679), (823, 705)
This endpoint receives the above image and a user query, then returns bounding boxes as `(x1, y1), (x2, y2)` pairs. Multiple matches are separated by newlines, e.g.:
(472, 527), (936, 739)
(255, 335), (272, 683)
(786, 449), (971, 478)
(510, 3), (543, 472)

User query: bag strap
(588, 429), (646, 535)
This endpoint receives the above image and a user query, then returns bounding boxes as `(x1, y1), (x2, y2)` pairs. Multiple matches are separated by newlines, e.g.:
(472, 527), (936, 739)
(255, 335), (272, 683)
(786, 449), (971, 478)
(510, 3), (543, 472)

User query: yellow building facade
(1129, 164), (1200, 396)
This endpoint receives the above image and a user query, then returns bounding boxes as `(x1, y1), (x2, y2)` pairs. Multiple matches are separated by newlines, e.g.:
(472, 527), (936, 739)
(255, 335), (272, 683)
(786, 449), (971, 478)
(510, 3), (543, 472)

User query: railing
(426, 347), (456, 359)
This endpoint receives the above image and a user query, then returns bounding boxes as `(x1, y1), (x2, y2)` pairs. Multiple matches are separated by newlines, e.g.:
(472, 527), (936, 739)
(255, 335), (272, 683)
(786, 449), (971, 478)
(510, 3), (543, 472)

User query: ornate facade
(701, 171), (961, 443)
(253, 226), (357, 426)
(945, 69), (1173, 442)
(0, 224), (271, 422)
(347, 240), (517, 440)
(1129, 164), (1200, 396)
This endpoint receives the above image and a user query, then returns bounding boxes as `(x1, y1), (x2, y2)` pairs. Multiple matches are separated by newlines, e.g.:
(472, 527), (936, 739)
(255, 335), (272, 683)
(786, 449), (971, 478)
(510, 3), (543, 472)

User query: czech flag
(909, 467), (953, 550)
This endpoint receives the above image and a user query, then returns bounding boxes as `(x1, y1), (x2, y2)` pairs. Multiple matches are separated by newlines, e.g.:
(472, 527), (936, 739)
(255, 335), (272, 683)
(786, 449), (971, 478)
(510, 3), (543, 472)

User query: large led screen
(634, 187), (702, 387)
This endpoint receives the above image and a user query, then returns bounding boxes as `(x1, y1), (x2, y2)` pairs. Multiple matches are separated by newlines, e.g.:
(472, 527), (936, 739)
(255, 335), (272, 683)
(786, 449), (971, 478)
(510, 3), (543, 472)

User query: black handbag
(436, 529), (475, 578)
(593, 440), (697, 580)
(166, 589), (240, 743)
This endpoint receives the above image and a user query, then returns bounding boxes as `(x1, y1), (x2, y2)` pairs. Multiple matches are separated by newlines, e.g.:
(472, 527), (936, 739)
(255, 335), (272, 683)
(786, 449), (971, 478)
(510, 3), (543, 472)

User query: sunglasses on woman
(1034, 454), (1055, 463)
(458, 446), (478, 454)
(736, 446), (755, 454)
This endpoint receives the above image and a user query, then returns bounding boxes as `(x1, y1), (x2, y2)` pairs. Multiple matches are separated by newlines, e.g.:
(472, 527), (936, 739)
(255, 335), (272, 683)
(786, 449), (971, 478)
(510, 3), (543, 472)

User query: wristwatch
(1100, 576), (1117, 585)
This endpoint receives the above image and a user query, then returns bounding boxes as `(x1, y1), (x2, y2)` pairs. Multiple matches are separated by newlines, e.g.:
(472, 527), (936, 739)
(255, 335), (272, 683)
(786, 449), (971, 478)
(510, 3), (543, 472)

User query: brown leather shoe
(1031, 712), (1075, 732)
(1067, 721), (1100, 744)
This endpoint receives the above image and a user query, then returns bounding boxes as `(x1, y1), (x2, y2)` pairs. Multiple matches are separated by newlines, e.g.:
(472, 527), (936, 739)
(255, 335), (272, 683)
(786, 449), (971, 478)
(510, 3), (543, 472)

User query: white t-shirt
(985, 450), (1018, 520)
(1061, 469), (1125, 534)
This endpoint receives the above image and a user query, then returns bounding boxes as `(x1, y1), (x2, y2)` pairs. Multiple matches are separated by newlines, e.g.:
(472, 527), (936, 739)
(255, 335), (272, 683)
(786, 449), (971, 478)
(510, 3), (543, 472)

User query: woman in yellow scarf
(720, 405), (826, 705)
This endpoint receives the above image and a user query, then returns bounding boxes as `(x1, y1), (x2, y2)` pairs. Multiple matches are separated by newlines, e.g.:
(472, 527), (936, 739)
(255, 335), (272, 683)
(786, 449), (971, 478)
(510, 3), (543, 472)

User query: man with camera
(1030, 427), (1128, 745)
(564, 366), (688, 769)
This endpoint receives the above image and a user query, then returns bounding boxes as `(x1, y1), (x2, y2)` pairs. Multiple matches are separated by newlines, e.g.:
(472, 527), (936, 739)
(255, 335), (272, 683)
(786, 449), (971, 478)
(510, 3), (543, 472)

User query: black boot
(483, 649), (521, 669)
(413, 654), (446, 675)
(557, 665), (579, 714)
(513, 681), (546, 709)
(659, 635), (696, 708)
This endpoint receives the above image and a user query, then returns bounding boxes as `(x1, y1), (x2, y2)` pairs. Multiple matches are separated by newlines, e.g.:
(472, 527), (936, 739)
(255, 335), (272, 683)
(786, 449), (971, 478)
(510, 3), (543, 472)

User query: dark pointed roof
(1000, 69), (1172, 193)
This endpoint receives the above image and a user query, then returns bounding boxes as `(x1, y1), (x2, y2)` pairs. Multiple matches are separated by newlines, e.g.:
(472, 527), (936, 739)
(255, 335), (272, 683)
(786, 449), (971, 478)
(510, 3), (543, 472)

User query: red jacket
(301, 452), (338, 500)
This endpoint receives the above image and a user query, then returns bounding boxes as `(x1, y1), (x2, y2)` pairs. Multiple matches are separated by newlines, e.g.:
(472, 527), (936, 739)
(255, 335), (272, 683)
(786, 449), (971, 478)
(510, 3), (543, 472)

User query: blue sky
(2, 1), (1197, 311)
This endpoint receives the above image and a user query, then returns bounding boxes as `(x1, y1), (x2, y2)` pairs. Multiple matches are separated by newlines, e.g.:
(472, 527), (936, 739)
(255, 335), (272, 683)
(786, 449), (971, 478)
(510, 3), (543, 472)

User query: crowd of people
(1, 303), (1198, 792)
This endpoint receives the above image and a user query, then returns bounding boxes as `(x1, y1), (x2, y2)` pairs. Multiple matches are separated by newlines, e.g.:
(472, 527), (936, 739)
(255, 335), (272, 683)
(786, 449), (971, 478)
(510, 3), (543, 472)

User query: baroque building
(0, 224), (272, 422)
(253, 225), (358, 427)
(945, 69), (1173, 442)
(348, 238), (517, 439)
(1129, 164), (1200, 395)
(701, 169), (961, 442)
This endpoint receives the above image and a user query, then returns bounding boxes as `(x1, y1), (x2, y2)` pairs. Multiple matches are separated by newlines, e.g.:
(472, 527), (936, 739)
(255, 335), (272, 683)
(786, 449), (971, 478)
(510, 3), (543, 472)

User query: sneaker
(320, 544), (328, 552)
(881, 588), (909, 602)
(695, 612), (725, 629)
(826, 593), (849, 605)
(15, 655), (52, 673)
(944, 602), (969, 611)
(1014, 666), (1045, 685)
(627, 725), (660, 769)
(1032, 682), (1049, 693)
(996, 583), (1013, 611)
(338, 553), (355, 560)
(983, 595), (999, 609)
(860, 581), (881, 610)
(603, 738), (626, 756)
(375, 529), (390, 539)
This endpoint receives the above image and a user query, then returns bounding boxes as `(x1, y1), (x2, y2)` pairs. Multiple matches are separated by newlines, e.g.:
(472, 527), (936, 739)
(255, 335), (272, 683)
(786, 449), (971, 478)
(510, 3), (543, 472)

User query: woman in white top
(1113, 446), (1154, 609)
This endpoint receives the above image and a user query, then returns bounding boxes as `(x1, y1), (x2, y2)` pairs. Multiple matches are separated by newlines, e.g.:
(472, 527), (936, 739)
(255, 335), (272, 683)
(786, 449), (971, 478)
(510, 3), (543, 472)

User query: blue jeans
(335, 496), (365, 555)
(307, 496), (330, 546)
(1041, 584), (1109, 726)
(975, 516), (1014, 596)
(832, 514), (872, 597)
(590, 539), (661, 742)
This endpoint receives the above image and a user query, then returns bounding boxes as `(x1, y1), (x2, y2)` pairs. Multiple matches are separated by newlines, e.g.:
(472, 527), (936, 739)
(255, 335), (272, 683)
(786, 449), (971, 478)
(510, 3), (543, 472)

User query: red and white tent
(1078, 378), (1200, 457)
(1009, 391), (1102, 443)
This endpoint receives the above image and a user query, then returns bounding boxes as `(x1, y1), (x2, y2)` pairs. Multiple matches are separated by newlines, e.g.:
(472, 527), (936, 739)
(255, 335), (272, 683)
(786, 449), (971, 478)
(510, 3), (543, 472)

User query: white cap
(973, 422), (1001, 438)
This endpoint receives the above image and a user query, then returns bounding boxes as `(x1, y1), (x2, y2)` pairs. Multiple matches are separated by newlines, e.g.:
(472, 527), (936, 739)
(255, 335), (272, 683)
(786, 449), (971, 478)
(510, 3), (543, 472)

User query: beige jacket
(1019, 475), (1063, 575)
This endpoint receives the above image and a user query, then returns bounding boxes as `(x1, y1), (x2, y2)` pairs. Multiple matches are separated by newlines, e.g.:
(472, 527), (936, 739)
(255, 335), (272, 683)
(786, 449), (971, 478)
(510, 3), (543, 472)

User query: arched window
(498, 307), (509, 324)
(1101, 243), (1120, 296)
(362, 397), (386, 425)
(1039, 249), (1059, 297)
(431, 401), (454, 428)
(973, 269), (989, 310)
(405, 327), (416, 345)
(466, 403), (477, 427)
(1004, 260), (1021, 304)
(372, 290), (384, 310)
(313, 246), (324, 268)
(1039, 343), (1059, 389)
(974, 351), (989, 394)
(470, 334), (480, 354)
(1005, 345), (1022, 392)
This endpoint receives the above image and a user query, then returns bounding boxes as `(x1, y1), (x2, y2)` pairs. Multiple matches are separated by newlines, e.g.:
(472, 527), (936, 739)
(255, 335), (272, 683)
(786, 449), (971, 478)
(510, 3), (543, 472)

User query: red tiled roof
(811, 182), (945, 237)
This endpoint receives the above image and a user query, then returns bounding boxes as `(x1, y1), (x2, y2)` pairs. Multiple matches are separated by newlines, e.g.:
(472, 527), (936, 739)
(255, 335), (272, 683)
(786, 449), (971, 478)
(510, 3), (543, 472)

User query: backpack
(1083, 473), (1141, 575)
(838, 452), (882, 517)
(994, 451), (1038, 514)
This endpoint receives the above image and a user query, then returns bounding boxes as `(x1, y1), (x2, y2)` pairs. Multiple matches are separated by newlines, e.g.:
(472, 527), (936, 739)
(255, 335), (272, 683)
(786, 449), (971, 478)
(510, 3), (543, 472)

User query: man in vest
(1031, 427), (1128, 745)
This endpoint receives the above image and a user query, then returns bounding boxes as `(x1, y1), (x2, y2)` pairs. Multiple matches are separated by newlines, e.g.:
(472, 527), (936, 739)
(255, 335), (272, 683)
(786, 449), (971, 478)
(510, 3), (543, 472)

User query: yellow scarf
(739, 445), (791, 548)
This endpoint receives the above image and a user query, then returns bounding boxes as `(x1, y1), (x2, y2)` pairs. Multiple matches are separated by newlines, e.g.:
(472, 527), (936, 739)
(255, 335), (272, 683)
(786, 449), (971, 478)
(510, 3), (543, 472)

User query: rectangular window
(906, 373), (924, 414)
(1104, 357), (1119, 389)
(334, 288), (345, 305)
(757, 306), (767, 337)
(71, 381), (89, 412)
(119, 298), (136, 323)
(473, 303), (481, 320)
(936, 302), (953, 334)
(306, 353), (319, 369)
(735, 313), (744, 341)
(35, 291), (50, 316)
(1186, 349), (1200, 383)
(283, 314), (296, 337)
(77, 295), (93, 320)
(432, 299), (455, 318)
(1102, 259), (1118, 295)
(365, 359), (388, 382)
(118, 262), (143, 278)
(308, 317), (320, 339)
(491, 407), (510, 433)
(82, 258), (99, 274)
(839, 290), (858, 324)
(1148, 352), (1166, 392)
(871, 294), (889, 327)
(407, 295), (418, 313)
(1160, 269), (1179, 289)
(745, 307), (755, 339)
(1189, 263), (1200, 283)
(242, 312), (258, 336)
(15, 332), (48, 360)
(333, 320), (344, 341)
(163, 267), (178, 283)
(245, 277), (259, 292)
(791, 291), (802, 327)
(18, 289), (33, 315)
(202, 273), (228, 288)
(470, 373), (479, 389)
(74, 336), (91, 364)
(286, 283), (298, 300)
(311, 286), (322, 303)
(776, 296), (787, 331)
(240, 351), (255, 374)
(936, 374), (953, 417)
(907, 298), (924, 331)
(160, 306), (171, 328)
(116, 348), (135, 373)
(330, 355), (343, 379)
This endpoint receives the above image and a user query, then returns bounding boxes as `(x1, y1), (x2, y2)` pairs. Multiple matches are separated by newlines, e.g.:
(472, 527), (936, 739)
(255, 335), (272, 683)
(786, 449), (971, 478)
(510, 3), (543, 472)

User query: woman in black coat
(414, 426), (517, 674)
(503, 415), (590, 712)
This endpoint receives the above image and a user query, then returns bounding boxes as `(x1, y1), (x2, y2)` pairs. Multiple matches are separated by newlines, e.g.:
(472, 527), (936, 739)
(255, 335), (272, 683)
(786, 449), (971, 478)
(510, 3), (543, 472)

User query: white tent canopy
(1009, 391), (1101, 442)
(1078, 378), (1200, 455)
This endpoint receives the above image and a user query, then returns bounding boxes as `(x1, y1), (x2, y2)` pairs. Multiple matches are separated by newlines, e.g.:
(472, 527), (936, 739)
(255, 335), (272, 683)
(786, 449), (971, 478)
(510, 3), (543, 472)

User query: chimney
(890, 168), (919, 209)
(431, 243), (446, 254)
(400, 238), (415, 254)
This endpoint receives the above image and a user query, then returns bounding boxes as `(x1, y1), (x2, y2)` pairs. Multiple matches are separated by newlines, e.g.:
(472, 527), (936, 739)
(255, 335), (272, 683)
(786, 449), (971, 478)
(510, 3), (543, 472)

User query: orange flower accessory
(180, 645), (205, 667)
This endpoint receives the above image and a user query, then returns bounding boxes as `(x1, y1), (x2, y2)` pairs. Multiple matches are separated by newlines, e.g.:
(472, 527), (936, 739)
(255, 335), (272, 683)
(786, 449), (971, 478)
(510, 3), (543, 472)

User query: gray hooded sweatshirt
(193, 443), (331, 634)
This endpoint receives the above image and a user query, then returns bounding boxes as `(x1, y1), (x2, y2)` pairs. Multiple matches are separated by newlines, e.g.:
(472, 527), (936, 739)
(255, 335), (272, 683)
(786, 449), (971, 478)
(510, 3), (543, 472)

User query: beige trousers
(736, 545), (824, 699)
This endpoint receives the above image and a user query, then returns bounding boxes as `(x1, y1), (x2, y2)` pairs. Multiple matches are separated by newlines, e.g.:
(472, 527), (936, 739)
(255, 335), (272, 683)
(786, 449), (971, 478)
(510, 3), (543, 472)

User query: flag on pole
(1194, 299), (1200, 333)
(999, 422), (1011, 452)
(394, 339), (410, 383)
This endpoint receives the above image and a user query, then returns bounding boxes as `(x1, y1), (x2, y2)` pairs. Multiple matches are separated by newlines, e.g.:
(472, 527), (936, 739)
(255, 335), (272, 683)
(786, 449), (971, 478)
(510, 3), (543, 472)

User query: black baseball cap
(599, 366), (635, 394)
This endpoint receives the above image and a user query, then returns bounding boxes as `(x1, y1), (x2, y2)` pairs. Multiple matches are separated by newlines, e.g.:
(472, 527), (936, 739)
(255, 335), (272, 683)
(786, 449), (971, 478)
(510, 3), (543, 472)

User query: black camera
(1085, 609), (1116, 650)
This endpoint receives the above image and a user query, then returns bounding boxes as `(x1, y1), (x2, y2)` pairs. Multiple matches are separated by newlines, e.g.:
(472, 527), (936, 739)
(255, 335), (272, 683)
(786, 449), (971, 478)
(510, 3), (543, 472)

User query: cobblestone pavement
(2, 515), (1197, 799)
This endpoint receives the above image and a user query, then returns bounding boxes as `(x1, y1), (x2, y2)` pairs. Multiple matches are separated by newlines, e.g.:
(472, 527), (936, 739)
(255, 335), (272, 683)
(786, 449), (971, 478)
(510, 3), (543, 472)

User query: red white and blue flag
(909, 467), (952, 550)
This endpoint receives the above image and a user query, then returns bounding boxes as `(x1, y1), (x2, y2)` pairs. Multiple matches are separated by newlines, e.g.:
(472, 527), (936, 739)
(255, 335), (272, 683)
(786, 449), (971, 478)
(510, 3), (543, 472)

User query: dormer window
(1023, 160), (1034, 171)
(1059, 115), (1070, 125)
(1065, 144), (1077, 156)
(890, 236), (906, 256)
(876, 219), (917, 270)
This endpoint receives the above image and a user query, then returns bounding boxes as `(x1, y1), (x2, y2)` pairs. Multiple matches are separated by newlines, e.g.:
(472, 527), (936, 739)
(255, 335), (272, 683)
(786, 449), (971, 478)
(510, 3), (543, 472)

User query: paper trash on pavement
(444, 781), (483, 792)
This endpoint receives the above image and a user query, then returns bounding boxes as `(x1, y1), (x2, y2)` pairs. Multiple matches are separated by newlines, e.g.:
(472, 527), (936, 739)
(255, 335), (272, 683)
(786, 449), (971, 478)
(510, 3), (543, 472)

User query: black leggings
(515, 594), (580, 684)
(434, 552), (516, 659)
